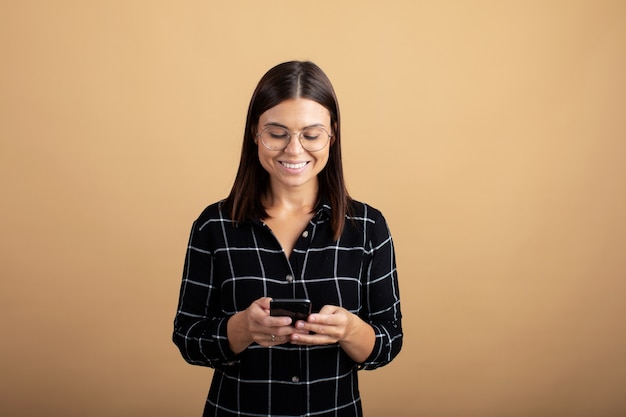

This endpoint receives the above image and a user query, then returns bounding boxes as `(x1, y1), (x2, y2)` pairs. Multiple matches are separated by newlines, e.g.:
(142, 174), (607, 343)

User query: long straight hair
(223, 61), (350, 240)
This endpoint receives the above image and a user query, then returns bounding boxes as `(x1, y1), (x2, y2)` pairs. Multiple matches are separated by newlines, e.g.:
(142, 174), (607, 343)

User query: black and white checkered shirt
(173, 199), (403, 417)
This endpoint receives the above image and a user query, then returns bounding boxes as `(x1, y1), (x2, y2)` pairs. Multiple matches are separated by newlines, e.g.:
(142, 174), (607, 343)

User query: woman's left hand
(290, 305), (353, 345)
(290, 305), (375, 363)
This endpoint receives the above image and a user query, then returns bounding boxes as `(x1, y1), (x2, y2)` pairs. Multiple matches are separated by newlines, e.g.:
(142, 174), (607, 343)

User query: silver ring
(270, 334), (276, 342)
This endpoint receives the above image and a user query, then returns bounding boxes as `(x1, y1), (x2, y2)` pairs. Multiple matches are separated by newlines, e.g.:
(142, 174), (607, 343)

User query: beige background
(1, 1), (625, 416)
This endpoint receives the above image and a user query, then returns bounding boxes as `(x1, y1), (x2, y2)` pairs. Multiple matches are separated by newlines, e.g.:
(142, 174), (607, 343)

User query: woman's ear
(331, 122), (338, 145)
(252, 127), (258, 144)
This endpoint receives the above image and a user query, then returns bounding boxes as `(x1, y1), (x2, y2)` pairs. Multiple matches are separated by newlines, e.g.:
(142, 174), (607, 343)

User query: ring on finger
(270, 334), (276, 342)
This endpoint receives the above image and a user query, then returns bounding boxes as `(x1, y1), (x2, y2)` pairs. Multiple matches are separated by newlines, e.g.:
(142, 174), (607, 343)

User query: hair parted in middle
(222, 60), (351, 240)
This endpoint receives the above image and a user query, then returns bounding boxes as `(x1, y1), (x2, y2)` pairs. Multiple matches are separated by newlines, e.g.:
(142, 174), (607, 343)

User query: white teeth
(282, 162), (307, 169)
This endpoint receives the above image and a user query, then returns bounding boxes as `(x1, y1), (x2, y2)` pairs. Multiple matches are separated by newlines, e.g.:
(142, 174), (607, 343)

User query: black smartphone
(270, 298), (312, 325)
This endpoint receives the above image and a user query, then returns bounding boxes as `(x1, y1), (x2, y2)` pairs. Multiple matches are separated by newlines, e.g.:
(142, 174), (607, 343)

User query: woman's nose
(283, 133), (305, 154)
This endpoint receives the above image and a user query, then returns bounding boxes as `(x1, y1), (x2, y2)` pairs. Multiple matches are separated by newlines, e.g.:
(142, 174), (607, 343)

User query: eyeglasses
(257, 125), (332, 152)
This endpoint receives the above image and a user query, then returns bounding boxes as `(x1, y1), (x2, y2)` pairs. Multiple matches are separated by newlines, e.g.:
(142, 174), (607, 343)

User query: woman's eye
(302, 129), (322, 140)
(267, 129), (289, 139)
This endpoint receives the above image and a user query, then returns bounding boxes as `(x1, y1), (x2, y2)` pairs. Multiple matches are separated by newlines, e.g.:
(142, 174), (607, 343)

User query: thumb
(258, 297), (273, 310)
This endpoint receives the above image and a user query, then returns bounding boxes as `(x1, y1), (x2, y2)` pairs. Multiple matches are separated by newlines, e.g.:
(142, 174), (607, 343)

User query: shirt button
(291, 376), (300, 383)
(302, 230), (309, 238)
(286, 274), (293, 282)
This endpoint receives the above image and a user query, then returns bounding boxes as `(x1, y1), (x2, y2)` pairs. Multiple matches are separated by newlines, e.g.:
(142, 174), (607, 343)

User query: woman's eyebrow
(263, 122), (326, 129)
(263, 122), (288, 128)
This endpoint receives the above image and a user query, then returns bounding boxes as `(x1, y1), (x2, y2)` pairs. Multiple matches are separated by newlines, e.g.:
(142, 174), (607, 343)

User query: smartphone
(270, 298), (312, 325)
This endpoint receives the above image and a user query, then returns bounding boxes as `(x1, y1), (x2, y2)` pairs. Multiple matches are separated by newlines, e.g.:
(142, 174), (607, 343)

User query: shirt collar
(314, 199), (332, 222)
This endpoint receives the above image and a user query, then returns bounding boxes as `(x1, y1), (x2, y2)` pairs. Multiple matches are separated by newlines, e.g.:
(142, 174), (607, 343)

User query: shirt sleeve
(359, 207), (403, 370)
(172, 218), (237, 369)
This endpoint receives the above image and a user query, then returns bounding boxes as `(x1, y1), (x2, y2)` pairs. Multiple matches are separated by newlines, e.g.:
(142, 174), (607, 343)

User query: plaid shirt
(173, 200), (403, 417)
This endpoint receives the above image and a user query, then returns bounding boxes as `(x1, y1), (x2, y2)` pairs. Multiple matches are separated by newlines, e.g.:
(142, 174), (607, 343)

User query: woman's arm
(358, 208), (403, 369)
(172, 220), (236, 368)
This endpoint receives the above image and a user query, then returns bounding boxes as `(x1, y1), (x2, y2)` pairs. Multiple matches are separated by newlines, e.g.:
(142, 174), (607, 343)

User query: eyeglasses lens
(260, 127), (329, 151)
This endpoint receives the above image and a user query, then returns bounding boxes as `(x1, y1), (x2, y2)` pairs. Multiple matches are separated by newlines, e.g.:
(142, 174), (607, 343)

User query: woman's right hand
(226, 297), (296, 354)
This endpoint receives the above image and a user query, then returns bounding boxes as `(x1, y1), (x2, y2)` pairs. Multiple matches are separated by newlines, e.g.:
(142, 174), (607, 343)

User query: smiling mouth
(281, 161), (308, 169)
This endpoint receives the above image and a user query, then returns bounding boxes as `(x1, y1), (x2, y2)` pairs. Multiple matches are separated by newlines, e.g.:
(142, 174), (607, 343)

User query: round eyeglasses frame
(256, 125), (332, 152)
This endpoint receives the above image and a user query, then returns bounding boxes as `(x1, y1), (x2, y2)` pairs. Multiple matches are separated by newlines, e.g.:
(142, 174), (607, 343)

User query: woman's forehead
(259, 98), (330, 127)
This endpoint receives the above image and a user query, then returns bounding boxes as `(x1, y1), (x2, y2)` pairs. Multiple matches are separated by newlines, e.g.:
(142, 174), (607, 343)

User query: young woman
(173, 61), (402, 417)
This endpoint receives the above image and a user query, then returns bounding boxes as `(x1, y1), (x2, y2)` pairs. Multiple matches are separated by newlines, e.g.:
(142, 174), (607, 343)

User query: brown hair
(223, 61), (351, 240)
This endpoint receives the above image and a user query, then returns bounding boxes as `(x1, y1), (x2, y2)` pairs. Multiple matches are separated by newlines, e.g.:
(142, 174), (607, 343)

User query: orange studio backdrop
(1, 1), (626, 416)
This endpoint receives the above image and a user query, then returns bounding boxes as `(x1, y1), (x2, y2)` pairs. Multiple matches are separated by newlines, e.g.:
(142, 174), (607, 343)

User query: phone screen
(270, 298), (311, 324)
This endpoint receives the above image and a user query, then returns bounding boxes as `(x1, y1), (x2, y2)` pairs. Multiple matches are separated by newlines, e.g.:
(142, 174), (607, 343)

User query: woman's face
(256, 98), (332, 193)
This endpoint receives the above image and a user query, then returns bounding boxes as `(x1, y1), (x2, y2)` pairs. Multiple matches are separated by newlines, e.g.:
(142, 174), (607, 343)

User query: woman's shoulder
(343, 199), (394, 245)
(194, 199), (232, 226)
(347, 198), (386, 222)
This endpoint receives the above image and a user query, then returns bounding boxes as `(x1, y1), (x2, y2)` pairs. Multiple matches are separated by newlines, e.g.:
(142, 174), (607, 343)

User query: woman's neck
(264, 180), (319, 213)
